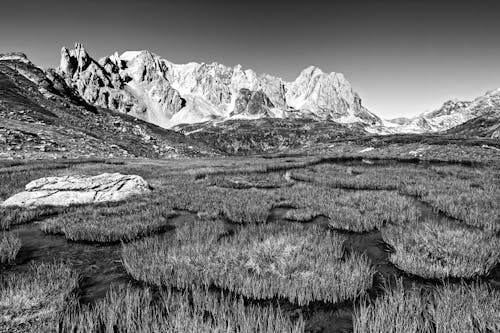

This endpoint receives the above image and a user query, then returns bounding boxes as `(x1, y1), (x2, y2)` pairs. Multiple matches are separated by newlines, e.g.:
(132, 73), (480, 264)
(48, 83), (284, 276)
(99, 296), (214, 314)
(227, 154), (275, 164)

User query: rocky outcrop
(1, 173), (151, 207)
(50, 43), (380, 128)
(230, 88), (275, 118)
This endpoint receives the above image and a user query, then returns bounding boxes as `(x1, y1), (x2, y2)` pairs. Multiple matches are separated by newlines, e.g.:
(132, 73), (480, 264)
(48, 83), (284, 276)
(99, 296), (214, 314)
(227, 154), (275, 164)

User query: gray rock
(1, 173), (151, 208)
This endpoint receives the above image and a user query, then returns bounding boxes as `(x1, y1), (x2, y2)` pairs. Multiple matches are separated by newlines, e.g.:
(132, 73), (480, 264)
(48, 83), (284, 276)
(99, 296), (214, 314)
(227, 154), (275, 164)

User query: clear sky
(1, 0), (499, 119)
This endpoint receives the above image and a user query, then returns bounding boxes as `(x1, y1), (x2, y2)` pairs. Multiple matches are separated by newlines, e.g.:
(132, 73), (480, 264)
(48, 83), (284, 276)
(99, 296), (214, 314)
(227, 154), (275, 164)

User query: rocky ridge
(369, 90), (500, 134)
(54, 44), (381, 128)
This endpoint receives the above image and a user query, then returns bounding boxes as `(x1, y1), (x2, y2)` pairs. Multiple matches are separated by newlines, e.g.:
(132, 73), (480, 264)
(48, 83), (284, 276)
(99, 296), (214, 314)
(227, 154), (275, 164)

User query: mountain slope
(0, 53), (219, 159)
(446, 112), (500, 138)
(54, 44), (381, 129)
(370, 90), (500, 134)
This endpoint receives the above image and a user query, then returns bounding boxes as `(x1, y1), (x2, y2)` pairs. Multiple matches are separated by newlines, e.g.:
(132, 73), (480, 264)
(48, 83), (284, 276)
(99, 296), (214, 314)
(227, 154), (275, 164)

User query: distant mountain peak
(48, 43), (381, 129)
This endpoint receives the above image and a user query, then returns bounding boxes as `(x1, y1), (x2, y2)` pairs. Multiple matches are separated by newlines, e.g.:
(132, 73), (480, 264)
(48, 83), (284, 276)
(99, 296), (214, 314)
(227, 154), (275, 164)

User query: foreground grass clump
(123, 220), (374, 305)
(277, 184), (420, 232)
(0, 233), (21, 264)
(354, 281), (432, 333)
(354, 281), (500, 333)
(0, 262), (78, 331)
(56, 285), (304, 333)
(40, 200), (176, 243)
(429, 283), (500, 332)
(382, 220), (500, 279)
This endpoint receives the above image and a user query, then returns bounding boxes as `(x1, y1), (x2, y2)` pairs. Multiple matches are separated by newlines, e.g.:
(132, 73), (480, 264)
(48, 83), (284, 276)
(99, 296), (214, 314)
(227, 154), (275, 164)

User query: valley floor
(0, 146), (499, 332)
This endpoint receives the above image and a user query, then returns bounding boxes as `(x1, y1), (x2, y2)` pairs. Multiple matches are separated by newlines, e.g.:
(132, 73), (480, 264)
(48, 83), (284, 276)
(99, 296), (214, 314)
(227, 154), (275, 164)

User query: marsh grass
(55, 284), (304, 333)
(0, 206), (71, 229)
(122, 221), (374, 305)
(353, 281), (432, 333)
(40, 199), (176, 243)
(277, 184), (420, 232)
(354, 281), (500, 333)
(382, 220), (500, 278)
(429, 283), (500, 332)
(0, 262), (78, 331)
(206, 172), (293, 189)
(0, 233), (21, 264)
(164, 175), (274, 223)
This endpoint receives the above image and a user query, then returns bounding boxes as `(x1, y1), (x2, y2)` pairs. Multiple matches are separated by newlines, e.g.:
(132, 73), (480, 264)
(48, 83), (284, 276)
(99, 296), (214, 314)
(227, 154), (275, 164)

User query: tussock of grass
(122, 221), (374, 305)
(0, 233), (21, 264)
(291, 163), (499, 233)
(429, 283), (500, 332)
(277, 184), (420, 232)
(382, 220), (500, 278)
(0, 262), (78, 331)
(354, 281), (500, 333)
(57, 285), (304, 333)
(164, 175), (274, 223)
(40, 200), (176, 243)
(353, 281), (432, 333)
(0, 206), (69, 229)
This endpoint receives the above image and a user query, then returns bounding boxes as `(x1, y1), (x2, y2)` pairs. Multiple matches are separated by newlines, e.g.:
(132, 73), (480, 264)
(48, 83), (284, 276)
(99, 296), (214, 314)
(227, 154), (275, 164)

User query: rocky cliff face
(53, 43), (381, 128)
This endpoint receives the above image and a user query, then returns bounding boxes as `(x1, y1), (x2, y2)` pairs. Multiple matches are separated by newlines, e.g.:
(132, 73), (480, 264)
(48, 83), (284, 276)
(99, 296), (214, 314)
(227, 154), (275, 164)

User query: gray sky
(1, 0), (499, 119)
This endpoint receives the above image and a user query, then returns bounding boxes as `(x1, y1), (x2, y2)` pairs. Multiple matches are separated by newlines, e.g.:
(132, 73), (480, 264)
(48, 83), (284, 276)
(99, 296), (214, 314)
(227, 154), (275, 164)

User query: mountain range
(56, 44), (381, 129)
(0, 43), (498, 159)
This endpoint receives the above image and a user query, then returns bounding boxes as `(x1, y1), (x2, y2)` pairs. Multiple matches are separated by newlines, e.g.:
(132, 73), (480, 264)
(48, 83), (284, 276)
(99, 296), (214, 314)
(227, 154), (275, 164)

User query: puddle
(6, 213), (197, 305)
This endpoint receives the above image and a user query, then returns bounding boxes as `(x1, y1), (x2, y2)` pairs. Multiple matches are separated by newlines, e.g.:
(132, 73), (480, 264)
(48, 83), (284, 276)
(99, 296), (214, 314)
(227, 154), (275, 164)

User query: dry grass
(353, 281), (432, 333)
(277, 184), (420, 232)
(0, 233), (21, 264)
(39, 199), (176, 243)
(354, 281), (500, 333)
(54, 284), (304, 333)
(0, 262), (78, 331)
(122, 220), (374, 305)
(382, 220), (500, 278)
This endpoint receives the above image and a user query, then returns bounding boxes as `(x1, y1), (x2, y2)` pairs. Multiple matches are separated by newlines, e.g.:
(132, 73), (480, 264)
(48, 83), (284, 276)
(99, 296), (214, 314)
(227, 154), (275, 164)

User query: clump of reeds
(0, 262), (79, 331)
(354, 280), (500, 333)
(122, 220), (374, 305)
(55, 284), (305, 333)
(277, 183), (420, 232)
(0, 232), (21, 264)
(40, 199), (176, 243)
(382, 220), (500, 278)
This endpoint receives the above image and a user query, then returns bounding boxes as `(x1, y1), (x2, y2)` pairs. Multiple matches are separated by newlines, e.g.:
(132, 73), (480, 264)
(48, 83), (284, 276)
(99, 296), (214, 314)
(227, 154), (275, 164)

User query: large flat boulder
(2, 173), (151, 208)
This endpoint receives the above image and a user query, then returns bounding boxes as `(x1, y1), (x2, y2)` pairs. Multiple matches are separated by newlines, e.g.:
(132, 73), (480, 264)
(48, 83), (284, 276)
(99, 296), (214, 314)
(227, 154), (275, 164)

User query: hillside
(0, 53), (219, 159)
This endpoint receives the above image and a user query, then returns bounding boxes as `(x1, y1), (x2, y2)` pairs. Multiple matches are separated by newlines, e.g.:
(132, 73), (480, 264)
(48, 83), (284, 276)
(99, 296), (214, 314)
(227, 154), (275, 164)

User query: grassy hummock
(382, 220), (500, 279)
(0, 233), (21, 264)
(39, 200), (176, 243)
(0, 262), (79, 331)
(122, 220), (374, 305)
(354, 281), (500, 333)
(56, 284), (304, 333)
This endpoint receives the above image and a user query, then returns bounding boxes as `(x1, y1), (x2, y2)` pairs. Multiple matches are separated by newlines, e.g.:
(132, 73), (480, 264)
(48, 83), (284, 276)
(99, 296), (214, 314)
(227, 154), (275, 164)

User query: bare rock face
(231, 88), (275, 117)
(1, 173), (151, 208)
(57, 44), (185, 128)
(285, 66), (380, 124)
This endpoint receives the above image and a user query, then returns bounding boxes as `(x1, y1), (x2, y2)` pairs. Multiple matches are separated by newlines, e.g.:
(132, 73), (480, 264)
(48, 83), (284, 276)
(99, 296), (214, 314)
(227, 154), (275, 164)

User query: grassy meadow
(0, 148), (498, 332)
